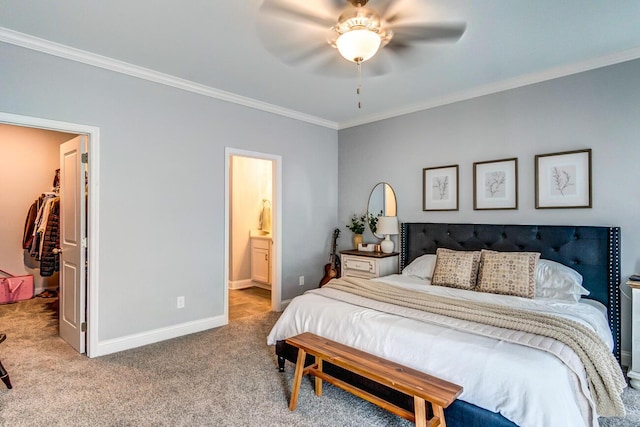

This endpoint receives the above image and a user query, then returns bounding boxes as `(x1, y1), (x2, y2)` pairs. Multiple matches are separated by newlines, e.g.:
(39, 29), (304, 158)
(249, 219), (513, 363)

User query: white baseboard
(622, 350), (631, 368)
(92, 315), (226, 357)
(252, 281), (271, 291)
(229, 279), (252, 290)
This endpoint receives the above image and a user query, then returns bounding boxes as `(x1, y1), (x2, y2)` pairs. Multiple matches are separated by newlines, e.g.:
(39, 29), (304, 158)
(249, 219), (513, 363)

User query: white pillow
(535, 259), (589, 302)
(402, 254), (437, 280)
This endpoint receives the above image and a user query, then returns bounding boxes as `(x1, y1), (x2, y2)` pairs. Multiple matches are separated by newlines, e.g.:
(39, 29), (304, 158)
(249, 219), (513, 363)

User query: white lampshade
(377, 216), (398, 254)
(376, 216), (399, 236)
(336, 29), (381, 63)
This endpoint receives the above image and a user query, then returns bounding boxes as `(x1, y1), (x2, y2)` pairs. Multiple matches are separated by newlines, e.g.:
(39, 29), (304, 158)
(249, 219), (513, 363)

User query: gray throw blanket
(324, 277), (626, 417)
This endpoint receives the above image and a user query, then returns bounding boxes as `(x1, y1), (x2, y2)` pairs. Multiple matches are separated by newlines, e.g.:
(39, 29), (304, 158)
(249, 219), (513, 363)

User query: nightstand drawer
(343, 256), (375, 274)
(340, 251), (399, 280)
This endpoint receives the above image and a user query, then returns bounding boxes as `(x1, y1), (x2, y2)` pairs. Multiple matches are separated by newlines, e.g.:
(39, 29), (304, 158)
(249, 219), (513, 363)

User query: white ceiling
(1, 0), (640, 129)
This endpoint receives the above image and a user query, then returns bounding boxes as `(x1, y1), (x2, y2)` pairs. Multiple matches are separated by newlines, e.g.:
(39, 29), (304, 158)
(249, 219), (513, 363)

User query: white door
(59, 135), (87, 353)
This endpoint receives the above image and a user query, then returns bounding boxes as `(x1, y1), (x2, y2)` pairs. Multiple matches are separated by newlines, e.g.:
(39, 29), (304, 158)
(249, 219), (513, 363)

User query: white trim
(95, 316), (226, 357)
(4, 27), (639, 132)
(252, 282), (272, 291)
(338, 46), (640, 129)
(0, 111), (101, 358)
(229, 279), (253, 290)
(224, 147), (283, 320)
(0, 27), (337, 130)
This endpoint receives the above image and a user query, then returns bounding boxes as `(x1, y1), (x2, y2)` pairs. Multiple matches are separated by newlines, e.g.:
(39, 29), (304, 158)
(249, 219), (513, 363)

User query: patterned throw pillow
(431, 248), (482, 290)
(477, 250), (540, 298)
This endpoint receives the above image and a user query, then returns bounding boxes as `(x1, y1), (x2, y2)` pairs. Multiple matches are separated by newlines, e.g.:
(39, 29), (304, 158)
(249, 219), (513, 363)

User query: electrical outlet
(299, 276), (304, 286)
(177, 296), (185, 309)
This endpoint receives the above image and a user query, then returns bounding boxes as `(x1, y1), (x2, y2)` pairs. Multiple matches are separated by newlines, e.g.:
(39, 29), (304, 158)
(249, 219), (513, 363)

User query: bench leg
(0, 360), (12, 390)
(431, 402), (447, 427)
(414, 396), (427, 427)
(277, 355), (286, 372)
(289, 348), (307, 411)
(314, 357), (322, 397)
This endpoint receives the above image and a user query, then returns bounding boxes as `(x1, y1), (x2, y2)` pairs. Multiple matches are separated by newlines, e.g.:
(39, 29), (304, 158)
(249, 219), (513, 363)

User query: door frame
(224, 147), (282, 316)
(0, 111), (100, 358)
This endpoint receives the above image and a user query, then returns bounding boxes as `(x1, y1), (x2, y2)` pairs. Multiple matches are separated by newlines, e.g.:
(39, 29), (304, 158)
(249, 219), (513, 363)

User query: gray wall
(339, 58), (640, 356)
(0, 42), (338, 343)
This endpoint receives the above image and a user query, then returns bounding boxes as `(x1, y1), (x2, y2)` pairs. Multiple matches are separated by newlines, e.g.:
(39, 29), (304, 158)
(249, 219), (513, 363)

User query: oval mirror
(367, 182), (397, 238)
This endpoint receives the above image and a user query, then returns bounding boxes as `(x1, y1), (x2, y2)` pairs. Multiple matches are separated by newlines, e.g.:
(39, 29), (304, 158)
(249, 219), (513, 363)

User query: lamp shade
(376, 216), (399, 236)
(336, 29), (381, 63)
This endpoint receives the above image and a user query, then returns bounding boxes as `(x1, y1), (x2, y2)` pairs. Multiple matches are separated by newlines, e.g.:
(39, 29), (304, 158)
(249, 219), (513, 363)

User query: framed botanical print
(535, 149), (592, 209)
(473, 158), (518, 210)
(423, 164), (459, 211)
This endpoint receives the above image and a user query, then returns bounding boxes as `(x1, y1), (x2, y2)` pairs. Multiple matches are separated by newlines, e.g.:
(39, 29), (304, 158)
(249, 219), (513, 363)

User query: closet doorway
(224, 148), (282, 322)
(0, 112), (99, 357)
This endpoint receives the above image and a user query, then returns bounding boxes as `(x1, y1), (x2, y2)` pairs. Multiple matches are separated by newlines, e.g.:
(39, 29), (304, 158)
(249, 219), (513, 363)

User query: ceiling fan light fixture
(336, 28), (381, 63)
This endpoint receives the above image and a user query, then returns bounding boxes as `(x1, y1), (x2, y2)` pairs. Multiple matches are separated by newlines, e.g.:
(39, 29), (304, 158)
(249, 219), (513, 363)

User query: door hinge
(82, 237), (88, 248)
(81, 153), (89, 164)
(81, 322), (87, 332)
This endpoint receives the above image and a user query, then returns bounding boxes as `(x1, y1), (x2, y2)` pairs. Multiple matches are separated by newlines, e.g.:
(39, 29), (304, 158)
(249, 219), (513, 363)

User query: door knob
(52, 248), (63, 254)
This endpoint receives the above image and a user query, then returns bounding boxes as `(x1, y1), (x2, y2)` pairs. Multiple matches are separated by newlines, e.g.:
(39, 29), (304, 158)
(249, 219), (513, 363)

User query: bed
(269, 223), (624, 427)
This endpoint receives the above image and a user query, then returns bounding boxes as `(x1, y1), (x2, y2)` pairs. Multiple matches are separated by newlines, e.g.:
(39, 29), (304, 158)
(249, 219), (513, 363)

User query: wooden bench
(286, 332), (462, 427)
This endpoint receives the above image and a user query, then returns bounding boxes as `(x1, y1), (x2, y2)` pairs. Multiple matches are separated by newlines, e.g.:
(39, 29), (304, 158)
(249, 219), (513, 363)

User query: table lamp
(376, 216), (398, 254)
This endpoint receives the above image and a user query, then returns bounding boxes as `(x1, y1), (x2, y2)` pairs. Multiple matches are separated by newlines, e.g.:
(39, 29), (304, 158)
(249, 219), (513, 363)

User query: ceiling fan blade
(259, 27), (333, 65)
(260, 0), (336, 28)
(390, 23), (466, 43)
(284, 43), (334, 66)
(306, 53), (356, 77)
(373, 0), (397, 17)
(380, 42), (425, 69)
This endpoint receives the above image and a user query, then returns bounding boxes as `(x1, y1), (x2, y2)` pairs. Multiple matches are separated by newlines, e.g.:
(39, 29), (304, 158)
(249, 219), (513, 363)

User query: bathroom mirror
(367, 182), (397, 238)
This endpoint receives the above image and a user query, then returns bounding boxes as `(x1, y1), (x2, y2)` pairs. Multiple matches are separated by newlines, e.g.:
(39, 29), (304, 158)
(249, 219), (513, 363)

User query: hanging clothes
(40, 199), (60, 277)
(23, 193), (60, 272)
(22, 199), (40, 249)
(28, 194), (57, 260)
(20, 170), (62, 277)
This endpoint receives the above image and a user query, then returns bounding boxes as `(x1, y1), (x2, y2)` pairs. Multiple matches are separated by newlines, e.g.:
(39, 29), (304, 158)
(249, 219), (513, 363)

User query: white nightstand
(628, 281), (640, 389)
(340, 250), (399, 280)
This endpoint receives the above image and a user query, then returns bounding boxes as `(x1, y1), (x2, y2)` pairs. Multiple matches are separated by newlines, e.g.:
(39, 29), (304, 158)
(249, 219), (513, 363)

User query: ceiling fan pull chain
(357, 59), (362, 109)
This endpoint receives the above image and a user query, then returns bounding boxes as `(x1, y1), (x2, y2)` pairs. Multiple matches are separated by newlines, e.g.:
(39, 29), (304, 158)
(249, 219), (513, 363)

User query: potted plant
(346, 214), (366, 248)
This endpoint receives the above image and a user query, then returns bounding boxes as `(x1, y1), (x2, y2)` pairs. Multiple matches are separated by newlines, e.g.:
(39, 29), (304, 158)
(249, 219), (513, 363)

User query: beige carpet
(0, 298), (638, 426)
(0, 298), (409, 426)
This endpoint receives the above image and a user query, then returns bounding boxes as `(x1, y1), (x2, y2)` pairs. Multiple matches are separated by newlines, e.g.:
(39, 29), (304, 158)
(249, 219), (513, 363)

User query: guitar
(319, 228), (341, 287)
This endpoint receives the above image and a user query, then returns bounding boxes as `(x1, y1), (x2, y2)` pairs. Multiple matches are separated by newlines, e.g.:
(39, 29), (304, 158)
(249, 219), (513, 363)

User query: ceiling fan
(257, 0), (466, 107)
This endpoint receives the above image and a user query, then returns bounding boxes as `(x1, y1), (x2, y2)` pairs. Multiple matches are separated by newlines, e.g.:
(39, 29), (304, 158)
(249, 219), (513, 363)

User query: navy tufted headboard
(400, 223), (622, 362)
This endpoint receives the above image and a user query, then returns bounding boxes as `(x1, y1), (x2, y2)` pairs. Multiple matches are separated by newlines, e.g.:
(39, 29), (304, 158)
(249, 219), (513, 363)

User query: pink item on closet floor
(0, 269), (34, 304)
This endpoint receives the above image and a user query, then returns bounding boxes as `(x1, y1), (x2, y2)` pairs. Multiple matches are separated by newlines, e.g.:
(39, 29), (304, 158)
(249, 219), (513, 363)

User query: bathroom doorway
(224, 148), (281, 322)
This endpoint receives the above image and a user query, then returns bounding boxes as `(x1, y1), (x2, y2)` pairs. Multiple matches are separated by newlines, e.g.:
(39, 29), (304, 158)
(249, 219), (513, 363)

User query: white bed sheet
(267, 275), (614, 427)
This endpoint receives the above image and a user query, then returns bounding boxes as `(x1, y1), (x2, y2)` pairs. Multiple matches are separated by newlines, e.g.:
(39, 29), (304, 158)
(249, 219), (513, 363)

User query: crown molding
(0, 27), (338, 130)
(338, 46), (640, 129)
(3, 26), (639, 132)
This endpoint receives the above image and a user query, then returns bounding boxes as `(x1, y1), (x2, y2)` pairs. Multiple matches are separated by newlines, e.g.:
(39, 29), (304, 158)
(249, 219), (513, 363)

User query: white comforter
(267, 275), (614, 427)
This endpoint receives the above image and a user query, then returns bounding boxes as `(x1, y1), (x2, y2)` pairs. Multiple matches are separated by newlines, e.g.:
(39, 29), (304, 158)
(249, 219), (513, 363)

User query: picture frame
(535, 149), (592, 209)
(473, 158), (518, 210)
(423, 164), (459, 211)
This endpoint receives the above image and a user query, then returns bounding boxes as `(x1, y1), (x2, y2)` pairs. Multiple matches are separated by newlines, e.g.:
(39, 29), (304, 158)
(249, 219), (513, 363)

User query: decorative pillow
(431, 248), (481, 290)
(477, 250), (540, 298)
(402, 254), (437, 280)
(536, 259), (589, 302)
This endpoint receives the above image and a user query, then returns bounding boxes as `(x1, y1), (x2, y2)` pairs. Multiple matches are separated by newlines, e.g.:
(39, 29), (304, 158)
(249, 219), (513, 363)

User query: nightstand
(628, 280), (640, 389)
(340, 250), (399, 279)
